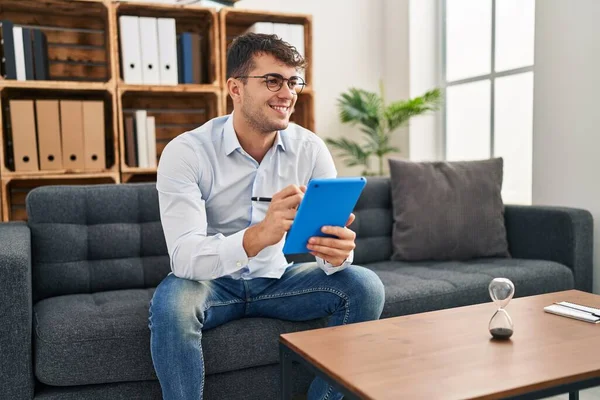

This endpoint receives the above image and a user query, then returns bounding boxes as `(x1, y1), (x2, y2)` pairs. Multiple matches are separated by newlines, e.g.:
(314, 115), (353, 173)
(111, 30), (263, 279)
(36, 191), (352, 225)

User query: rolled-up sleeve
(156, 138), (248, 281)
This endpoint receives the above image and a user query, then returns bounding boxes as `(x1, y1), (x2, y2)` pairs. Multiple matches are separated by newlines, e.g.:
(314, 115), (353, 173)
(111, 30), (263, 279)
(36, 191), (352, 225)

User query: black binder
(32, 29), (49, 80)
(0, 20), (16, 79)
(21, 27), (34, 80)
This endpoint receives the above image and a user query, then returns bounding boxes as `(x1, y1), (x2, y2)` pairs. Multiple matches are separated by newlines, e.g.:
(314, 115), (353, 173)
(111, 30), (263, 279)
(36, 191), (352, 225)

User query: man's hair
(226, 32), (307, 80)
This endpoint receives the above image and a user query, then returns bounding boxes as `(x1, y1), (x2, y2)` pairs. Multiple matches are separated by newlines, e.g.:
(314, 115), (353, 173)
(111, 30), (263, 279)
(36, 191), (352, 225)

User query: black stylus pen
(251, 197), (272, 202)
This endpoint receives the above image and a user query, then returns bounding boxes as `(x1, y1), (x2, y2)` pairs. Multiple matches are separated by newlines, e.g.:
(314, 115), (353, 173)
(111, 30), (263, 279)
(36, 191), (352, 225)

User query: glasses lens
(264, 75), (283, 91)
(290, 76), (305, 94)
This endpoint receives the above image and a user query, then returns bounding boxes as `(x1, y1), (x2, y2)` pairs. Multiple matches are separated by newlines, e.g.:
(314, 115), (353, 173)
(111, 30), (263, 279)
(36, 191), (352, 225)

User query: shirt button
(236, 261), (242, 267)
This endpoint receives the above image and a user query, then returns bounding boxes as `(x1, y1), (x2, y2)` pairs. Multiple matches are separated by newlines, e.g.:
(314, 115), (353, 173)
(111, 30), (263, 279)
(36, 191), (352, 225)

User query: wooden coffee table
(280, 290), (600, 400)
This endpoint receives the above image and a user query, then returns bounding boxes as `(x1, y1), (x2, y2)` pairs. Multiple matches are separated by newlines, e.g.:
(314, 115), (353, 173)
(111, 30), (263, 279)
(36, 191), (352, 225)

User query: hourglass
(488, 278), (515, 339)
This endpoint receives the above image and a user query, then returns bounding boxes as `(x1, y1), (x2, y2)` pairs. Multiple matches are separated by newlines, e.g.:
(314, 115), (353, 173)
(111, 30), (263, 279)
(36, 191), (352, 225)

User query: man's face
(239, 53), (299, 134)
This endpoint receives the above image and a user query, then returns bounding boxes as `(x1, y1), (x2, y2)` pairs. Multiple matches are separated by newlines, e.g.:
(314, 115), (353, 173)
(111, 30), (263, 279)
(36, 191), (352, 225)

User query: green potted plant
(326, 82), (442, 176)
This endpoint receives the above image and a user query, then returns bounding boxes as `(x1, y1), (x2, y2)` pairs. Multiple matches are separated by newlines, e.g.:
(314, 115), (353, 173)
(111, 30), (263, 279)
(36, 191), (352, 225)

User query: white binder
(13, 26), (26, 81)
(288, 24), (305, 79)
(119, 16), (143, 84)
(146, 116), (157, 168)
(247, 22), (274, 35)
(139, 17), (161, 84)
(157, 18), (178, 85)
(273, 23), (290, 43)
(135, 110), (149, 167)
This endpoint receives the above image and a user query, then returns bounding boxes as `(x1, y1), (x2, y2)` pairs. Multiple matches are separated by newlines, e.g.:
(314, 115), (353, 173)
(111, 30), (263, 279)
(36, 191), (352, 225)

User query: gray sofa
(0, 177), (593, 399)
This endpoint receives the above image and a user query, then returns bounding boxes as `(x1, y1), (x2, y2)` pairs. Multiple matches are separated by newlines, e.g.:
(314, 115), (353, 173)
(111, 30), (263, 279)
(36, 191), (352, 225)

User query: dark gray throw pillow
(388, 157), (510, 261)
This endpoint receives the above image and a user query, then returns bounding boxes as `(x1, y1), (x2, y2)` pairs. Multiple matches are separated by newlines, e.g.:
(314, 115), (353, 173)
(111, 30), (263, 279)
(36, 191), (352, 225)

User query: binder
(139, 17), (161, 84)
(176, 34), (183, 83)
(60, 101), (85, 169)
(146, 115), (157, 168)
(273, 23), (290, 43)
(9, 100), (39, 171)
(191, 33), (202, 84)
(13, 26), (25, 81)
(124, 115), (137, 167)
(21, 28), (34, 80)
(35, 100), (63, 170)
(247, 22), (274, 34)
(0, 20), (16, 79)
(180, 33), (194, 84)
(134, 110), (148, 167)
(119, 16), (143, 84)
(32, 29), (49, 80)
(157, 18), (178, 85)
(288, 24), (305, 79)
(82, 101), (106, 170)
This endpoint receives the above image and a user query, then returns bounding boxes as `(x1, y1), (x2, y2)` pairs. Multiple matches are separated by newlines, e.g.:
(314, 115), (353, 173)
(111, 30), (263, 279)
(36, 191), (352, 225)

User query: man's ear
(227, 78), (242, 103)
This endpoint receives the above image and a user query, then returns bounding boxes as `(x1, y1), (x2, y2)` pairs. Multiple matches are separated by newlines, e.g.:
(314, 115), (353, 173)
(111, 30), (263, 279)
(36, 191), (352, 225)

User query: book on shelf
(126, 110), (157, 168)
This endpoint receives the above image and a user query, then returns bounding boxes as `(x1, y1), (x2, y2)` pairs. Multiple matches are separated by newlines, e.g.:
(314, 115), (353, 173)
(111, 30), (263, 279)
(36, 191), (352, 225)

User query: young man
(150, 32), (385, 400)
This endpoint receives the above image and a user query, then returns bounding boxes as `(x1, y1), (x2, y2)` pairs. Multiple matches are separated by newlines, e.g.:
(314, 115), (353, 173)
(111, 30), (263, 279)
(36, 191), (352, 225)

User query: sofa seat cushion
(367, 258), (574, 319)
(34, 288), (326, 386)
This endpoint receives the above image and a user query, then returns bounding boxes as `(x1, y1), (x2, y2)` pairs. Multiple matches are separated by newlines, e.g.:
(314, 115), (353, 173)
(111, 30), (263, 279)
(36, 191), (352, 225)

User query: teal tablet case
(282, 177), (367, 255)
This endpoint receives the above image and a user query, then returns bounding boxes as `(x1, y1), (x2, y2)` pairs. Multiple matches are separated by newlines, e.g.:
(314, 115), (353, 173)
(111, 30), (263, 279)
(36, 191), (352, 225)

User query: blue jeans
(149, 262), (385, 400)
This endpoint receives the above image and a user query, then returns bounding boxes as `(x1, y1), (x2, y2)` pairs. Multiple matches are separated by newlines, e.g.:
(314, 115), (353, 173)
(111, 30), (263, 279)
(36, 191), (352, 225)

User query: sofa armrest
(504, 205), (593, 292)
(0, 222), (34, 399)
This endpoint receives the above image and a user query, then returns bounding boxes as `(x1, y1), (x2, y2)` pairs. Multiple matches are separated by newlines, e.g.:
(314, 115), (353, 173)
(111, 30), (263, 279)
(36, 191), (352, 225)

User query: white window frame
(439, 0), (535, 160)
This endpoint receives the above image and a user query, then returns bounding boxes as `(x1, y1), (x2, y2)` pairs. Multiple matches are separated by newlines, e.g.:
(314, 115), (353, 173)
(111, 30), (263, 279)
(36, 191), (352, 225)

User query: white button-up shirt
(156, 113), (353, 281)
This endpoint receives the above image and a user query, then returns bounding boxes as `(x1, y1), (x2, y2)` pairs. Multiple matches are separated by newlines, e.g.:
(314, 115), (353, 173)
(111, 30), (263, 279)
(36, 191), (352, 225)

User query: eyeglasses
(235, 73), (306, 95)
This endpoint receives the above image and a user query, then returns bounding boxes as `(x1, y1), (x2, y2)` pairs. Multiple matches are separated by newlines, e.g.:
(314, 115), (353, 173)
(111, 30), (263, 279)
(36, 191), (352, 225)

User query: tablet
(282, 177), (367, 255)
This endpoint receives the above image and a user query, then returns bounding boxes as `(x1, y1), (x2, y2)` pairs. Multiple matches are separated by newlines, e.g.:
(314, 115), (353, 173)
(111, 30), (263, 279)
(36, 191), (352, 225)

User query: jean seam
(199, 333), (205, 397)
(206, 299), (245, 308)
(250, 287), (351, 324)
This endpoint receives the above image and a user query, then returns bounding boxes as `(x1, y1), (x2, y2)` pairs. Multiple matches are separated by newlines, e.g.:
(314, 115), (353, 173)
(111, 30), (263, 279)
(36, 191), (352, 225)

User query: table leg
(280, 344), (292, 400)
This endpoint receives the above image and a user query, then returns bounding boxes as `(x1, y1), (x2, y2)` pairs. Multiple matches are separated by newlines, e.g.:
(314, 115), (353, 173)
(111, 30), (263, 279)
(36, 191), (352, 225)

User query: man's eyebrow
(263, 73), (299, 78)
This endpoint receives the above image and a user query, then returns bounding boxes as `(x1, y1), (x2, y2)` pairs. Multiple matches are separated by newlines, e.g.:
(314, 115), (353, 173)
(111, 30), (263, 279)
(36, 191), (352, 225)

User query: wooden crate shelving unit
(118, 85), (222, 182)
(112, 1), (221, 88)
(0, 0), (115, 85)
(0, 0), (315, 220)
(112, 1), (223, 183)
(0, 0), (119, 221)
(219, 8), (315, 131)
(0, 86), (119, 178)
(1, 172), (119, 222)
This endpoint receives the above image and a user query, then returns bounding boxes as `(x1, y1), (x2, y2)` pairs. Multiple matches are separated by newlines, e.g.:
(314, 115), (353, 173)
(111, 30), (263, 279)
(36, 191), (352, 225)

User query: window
(441, 0), (535, 204)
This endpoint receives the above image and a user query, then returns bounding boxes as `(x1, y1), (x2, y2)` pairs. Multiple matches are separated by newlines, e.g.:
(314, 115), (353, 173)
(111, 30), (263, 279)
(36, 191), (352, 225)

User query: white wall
(408, 0), (440, 161)
(235, 0), (386, 176)
(382, 0), (410, 171)
(532, 0), (600, 293)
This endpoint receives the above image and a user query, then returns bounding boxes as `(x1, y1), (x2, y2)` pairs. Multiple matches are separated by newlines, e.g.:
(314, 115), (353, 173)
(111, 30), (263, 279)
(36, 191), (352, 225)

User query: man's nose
(277, 84), (295, 98)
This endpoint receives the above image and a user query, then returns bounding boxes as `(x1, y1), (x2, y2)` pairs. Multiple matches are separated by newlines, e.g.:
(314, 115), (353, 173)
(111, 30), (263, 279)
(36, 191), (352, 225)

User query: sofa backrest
(351, 177), (393, 265)
(27, 183), (170, 302)
(27, 178), (394, 300)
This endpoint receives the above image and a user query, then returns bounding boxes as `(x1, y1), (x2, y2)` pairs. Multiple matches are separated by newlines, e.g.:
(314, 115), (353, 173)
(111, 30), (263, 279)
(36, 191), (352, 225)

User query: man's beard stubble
(240, 95), (291, 134)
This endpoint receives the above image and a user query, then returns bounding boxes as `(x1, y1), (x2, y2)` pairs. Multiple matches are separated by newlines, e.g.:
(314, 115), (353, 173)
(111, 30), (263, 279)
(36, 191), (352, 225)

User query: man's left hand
(307, 213), (356, 267)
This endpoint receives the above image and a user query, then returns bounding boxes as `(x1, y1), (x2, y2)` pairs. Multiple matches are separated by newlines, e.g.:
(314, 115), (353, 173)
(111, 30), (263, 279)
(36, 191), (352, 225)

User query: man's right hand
(243, 184), (306, 257)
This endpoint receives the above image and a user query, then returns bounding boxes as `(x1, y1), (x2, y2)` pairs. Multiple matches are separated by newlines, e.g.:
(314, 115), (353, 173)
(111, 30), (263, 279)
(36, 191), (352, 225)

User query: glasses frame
(235, 73), (306, 95)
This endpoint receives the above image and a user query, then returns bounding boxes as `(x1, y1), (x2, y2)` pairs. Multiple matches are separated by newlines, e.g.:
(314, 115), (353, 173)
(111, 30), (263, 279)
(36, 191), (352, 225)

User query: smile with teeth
(270, 104), (289, 113)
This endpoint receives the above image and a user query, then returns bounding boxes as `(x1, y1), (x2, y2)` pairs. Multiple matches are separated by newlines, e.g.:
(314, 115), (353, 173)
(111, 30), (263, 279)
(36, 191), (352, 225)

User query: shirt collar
(223, 112), (287, 156)
(223, 113), (242, 156)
